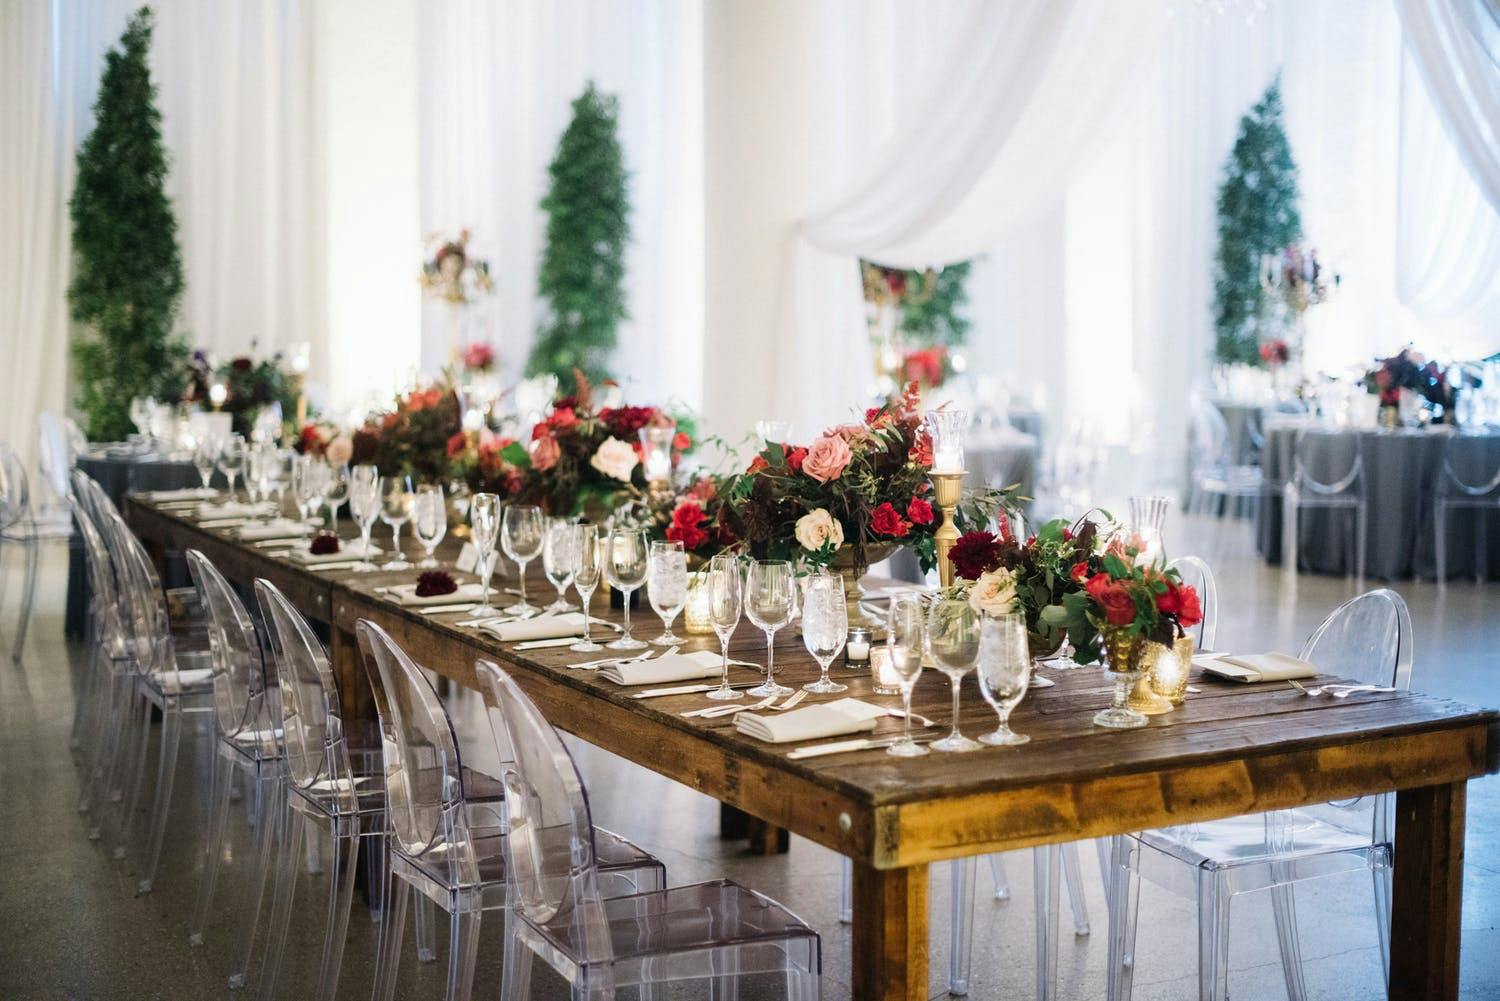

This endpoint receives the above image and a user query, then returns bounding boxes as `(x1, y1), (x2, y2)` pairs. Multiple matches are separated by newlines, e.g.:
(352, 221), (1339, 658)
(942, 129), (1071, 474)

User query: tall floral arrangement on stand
(421, 229), (495, 368)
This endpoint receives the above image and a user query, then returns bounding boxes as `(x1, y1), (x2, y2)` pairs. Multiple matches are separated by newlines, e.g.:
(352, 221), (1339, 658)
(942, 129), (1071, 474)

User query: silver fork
(1288, 679), (1396, 697)
(683, 693), (778, 719)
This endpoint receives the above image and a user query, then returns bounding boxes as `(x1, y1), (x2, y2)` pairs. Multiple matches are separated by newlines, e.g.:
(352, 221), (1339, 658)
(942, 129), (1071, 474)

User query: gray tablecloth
(1008, 409), (1043, 442)
(67, 452), (199, 637)
(1255, 425), (1500, 580)
(1214, 401), (1264, 466)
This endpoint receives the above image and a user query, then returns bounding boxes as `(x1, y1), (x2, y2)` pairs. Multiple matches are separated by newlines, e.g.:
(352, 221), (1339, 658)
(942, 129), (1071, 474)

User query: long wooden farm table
(126, 496), (1499, 1000)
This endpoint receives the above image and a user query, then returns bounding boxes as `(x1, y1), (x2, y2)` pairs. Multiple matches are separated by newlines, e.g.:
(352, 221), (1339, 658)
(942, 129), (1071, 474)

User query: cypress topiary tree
(526, 82), (630, 385)
(68, 6), (186, 441)
(1213, 78), (1302, 367)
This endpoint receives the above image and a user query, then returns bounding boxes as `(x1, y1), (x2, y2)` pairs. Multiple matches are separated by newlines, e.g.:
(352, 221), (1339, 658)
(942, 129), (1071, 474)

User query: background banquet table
(1213, 399), (1266, 466)
(1255, 423), (1500, 580)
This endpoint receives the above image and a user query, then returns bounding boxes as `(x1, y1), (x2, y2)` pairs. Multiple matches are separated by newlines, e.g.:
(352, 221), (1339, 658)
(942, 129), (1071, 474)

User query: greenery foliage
(898, 261), (972, 347)
(68, 7), (186, 440)
(1213, 78), (1302, 367)
(526, 83), (630, 385)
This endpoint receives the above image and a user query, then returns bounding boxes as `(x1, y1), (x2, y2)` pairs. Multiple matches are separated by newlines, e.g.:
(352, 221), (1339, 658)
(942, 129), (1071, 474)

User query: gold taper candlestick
(931, 470), (964, 588)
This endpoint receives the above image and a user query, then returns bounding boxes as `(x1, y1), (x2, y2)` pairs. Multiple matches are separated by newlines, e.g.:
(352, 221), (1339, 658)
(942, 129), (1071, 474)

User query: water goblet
(193, 435), (219, 490)
(886, 594), (929, 757)
(349, 465), (382, 566)
(501, 505), (545, 615)
(569, 525), (603, 652)
(976, 613), (1032, 746)
(801, 574), (848, 693)
(217, 434), (246, 496)
(704, 553), (744, 701)
(412, 484), (447, 568)
(927, 597), (983, 752)
(541, 517), (578, 612)
(469, 493), (502, 616)
(380, 475), (414, 570)
(604, 528), (649, 650)
(745, 560), (796, 696)
(647, 540), (687, 645)
(323, 463), (350, 530)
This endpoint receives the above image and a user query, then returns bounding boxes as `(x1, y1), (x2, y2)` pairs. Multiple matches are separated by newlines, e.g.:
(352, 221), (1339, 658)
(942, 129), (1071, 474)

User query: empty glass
(570, 525), (603, 652)
(705, 553), (744, 701)
(540, 517), (577, 612)
(349, 464), (381, 564)
(218, 435), (246, 496)
(928, 598), (982, 752)
(755, 419), (793, 446)
(469, 493), (502, 617)
(292, 455), (325, 525)
(193, 436), (219, 490)
(380, 475), (414, 570)
(976, 613), (1031, 746)
(323, 463), (350, 530)
(604, 528), (650, 649)
(501, 505), (545, 615)
(411, 484), (447, 568)
(886, 594), (929, 757)
(744, 560), (796, 697)
(802, 574), (848, 693)
(647, 540), (687, 645)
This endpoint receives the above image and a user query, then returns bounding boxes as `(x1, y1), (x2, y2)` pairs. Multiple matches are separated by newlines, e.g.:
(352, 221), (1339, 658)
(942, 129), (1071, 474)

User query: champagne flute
(380, 475), (414, 570)
(647, 540), (687, 645)
(323, 463), (350, 530)
(244, 446), (265, 506)
(411, 484), (447, 568)
(976, 613), (1032, 746)
(569, 525), (603, 652)
(927, 597), (983, 753)
(886, 594), (929, 757)
(801, 574), (848, 693)
(541, 517), (577, 612)
(604, 528), (649, 649)
(218, 434), (246, 497)
(349, 464), (381, 562)
(744, 560), (796, 697)
(193, 435), (219, 490)
(705, 553), (744, 701)
(469, 493), (502, 616)
(501, 505), (546, 615)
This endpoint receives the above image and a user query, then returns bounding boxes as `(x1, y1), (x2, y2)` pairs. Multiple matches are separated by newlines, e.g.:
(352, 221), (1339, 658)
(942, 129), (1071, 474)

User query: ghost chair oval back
(67, 489), (131, 798)
(478, 658), (820, 1001)
(1282, 429), (1367, 581)
(1166, 555), (1218, 650)
(0, 442), (42, 662)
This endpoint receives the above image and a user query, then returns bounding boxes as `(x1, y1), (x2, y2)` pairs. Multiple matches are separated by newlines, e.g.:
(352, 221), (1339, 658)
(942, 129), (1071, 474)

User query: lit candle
(208, 381), (228, 410)
(871, 647), (902, 695)
(845, 627), (871, 667)
(683, 571), (713, 634)
(925, 408), (967, 473)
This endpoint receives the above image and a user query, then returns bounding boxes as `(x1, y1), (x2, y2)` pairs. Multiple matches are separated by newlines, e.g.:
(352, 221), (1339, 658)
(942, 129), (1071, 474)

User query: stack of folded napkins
(476, 612), (588, 642)
(735, 698), (889, 744)
(1196, 652), (1317, 683)
(598, 650), (723, 686)
(236, 518), (316, 541)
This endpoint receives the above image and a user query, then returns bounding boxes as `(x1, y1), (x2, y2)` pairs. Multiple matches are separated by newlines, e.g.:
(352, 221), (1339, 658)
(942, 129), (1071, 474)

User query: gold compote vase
(1093, 627), (1149, 729)
(830, 541), (899, 631)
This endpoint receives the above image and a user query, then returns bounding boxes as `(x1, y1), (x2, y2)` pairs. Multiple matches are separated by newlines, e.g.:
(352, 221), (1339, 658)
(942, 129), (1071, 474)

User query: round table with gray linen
(1255, 424), (1500, 580)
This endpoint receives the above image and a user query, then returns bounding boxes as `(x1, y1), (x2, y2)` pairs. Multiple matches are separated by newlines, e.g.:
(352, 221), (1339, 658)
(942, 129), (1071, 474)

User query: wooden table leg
(851, 862), (928, 1001)
(1391, 781), (1466, 999)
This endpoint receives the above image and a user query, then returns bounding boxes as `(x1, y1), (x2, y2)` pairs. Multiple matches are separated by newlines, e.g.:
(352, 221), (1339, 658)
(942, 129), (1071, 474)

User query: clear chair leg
(1060, 841), (1090, 935)
(986, 853), (1011, 899)
(1196, 869), (1232, 1001)
(372, 877), (410, 1001)
(316, 821), (361, 1001)
(114, 691), (154, 859)
(1033, 845), (1061, 1001)
(1436, 504), (1448, 585)
(226, 770), (279, 989)
(1372, 865), (1392, 989)
(138, 696), (183, 894)
(500, 905), (534, 1001)
(947, 856), (978, 995)
(82, 669), (127, 822)
(256, 794), (300, 1001)
(446, 910), (482, 1001)
(1106, 836), (1140, 1001)
(189, 750), (236, 945)
(1270, 866), (1308, 1001)
(415, 894), (438, 961)
(12, 534), (38, 662)
(838, 856), (852, 923)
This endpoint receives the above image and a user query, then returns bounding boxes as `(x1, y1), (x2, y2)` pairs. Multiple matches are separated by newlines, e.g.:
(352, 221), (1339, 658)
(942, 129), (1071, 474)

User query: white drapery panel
(418, 0), (703, 408)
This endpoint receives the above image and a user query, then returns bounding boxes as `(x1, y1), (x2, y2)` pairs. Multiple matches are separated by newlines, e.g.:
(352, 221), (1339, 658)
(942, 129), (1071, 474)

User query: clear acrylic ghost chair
(1434, 436), (1500, 583)
(181, 551), (286, 991)
(355, 622), (666, 1001)
(1282, 430), (1367, 580)
(0, 443), (43, 662)
(1186, 395), (1262, 519)
(34, 410), (78, 532)
(1107, 589), (1413, 1001)
(69, 490), (133, 787)
(482, 659), (821, 1001)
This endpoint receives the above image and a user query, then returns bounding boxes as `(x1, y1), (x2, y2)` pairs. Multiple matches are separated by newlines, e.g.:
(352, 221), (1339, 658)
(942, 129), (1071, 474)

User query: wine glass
(244, 446), (265, 506)
(886, 593), (929, 757)
(976, 613), (1031, 746)
(469, 493), (502, 616)
(744, 560), (796, 697)
(193, 435), (219, 490)
(501, 505), (546, 616)
(411, 484), (447, 568)
(705, 553), (744, 701)
(647, 540), (687, 645)
(380, 475), (414, 570)
(801, 574), (848, 693)
(349, 464), (382, 563)
(569, 525), (603, 653)
(604, 528), (649, 650)
(541, 518), (578, 612)
(323, 463), (350, 530)
(217, 434), (246, 496)
(927, 597), (983, 753)
(129, 396), (153, 439)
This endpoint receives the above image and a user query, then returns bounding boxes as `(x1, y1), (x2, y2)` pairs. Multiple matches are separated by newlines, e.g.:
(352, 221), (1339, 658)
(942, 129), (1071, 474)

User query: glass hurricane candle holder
(871, 647), (902, 695)
(683, 571), (714, 635)
(844, 627), (872, 668)
(639, 422), (677, 488)
(925, 408), (968, 473)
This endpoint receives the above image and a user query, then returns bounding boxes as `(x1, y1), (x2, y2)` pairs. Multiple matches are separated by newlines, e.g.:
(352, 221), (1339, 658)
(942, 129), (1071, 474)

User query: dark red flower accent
(1157, 581), (1203, 629)
(870, 502), (910, 538)
(309, 533), (340, 556)
(415, 570), (458, 598)
(666, 502), (709, 551)
(600, 405), (657, 437)
(445, 432), (469, 459)
(786, 446), (808, 472)
(950, 531), (1003, 580)
(906, 497), (934, 526)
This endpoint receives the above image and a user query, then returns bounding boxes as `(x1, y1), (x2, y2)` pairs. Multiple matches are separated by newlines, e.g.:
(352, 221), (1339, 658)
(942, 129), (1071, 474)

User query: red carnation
(1085, 574), (1137, 627)
(906, 497), (934, 526)
(666, 502), (709, 551)
(870, 502), (910, 538)
(786, 446), (808, 472)
(949, 531), (1003, 580)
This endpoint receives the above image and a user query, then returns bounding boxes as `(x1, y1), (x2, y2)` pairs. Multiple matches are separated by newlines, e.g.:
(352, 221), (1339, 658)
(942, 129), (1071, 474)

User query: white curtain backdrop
(418, 0), (703, 409)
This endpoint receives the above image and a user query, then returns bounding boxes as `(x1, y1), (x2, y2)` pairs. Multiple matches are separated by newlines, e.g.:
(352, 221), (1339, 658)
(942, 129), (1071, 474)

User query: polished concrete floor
(1, 512), (1497, 1000)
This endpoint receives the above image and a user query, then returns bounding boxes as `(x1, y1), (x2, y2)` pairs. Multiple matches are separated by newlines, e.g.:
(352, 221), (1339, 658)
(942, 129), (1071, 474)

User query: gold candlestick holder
(931, 470), (964, 588)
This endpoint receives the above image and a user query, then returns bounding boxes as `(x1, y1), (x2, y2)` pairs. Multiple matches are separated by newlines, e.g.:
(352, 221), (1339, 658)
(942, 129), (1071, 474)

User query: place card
(456, 542), (479, 574)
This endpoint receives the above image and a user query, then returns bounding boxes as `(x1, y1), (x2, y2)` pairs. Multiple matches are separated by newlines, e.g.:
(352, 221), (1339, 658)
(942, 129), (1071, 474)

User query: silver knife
(786, 734), (936, 760)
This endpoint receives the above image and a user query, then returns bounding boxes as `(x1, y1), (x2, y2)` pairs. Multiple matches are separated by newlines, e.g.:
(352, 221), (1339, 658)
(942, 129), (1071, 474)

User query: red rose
(671, 502), (706, 531)
(666, 522), (708, 551)
(949, 531), (1003, 580)
(906, 497), (934, 526)
(445, 432), (469, 459)
(1070, 561), (1090, 583)
(1157, 582), (1203, 629)
(673, 431), (692, 451)
(600, 405), (656, 437)
(786, 446), (808, 472)
(870, 502), (910, 538)
(549, 406), (578, 430)
(1085, 574), (1137, 627)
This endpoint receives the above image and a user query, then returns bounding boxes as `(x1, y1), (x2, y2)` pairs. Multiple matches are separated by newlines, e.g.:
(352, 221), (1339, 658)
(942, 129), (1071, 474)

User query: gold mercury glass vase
(1147, 633), (1196, 706)
(1128, 637), (1184, 716)
(1094, 627), (1150, 729)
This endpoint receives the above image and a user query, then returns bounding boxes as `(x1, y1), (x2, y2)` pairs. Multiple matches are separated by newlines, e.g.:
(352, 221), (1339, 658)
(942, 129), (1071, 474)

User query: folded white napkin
(286, 544), (364, 566)
(735, 697), (887, 744)
(386, 581), (490, 607)
(599, 650), (724, 686)
(477, 612), (589, 643)
(236, 519), (316, 542)
(1197, 652), (1317, 683)
(142, 487), (217, 502)
(197, 500), (275, 518)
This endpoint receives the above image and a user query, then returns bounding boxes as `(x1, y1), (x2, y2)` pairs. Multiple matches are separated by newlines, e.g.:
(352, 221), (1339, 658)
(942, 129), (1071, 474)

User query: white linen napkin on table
(141, 487), (217, 502)
(236, 519), (316, 542)
(1196, 652), (1317, 683)
(385, 582), (490, 607)
(197, 500), (275, 520)
(598, 650), (724, 686)
(285, 544), (366, 566)
(735, 698), (887, 744)
(476, 612), (588, 642)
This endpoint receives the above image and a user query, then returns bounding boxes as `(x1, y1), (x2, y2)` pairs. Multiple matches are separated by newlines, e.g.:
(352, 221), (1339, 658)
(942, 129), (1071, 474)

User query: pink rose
(325, 434), (353, 467)
(529, 434), (560, 472)
(801, 434), (852, 483)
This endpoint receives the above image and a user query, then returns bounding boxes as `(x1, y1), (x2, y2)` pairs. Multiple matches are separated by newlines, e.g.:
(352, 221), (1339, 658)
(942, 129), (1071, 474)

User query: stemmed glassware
(927, 597), (983, 753)
(801, 574), (848, 693)
(469, 493), (502, 616)
(501, 505), (545, 616)
(218, 435), (246, 496)
(976, 613), (1031, 746)
(193, 436), (219, 490)
(129, 396), (154, 440)
(411, 484), (447, 568)
(323, 463), (350, 529)
(705, 553), (744, 701)
(380, 475), (414, 570)
(293, 455), (326, 526)
(244, 446), (267, 506)
(745, 560), (796, 697)
(569, 525), (603, 653)
(349, 464), (381, 563)
(647, 540), (687, 645)
(541, 518), (578, 612)
(604, 528), (649, 650)
(885, 594), (929, 757)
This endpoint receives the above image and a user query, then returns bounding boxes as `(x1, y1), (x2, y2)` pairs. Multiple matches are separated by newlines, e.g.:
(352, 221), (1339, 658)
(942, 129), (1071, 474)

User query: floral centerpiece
(1363, 347), (1457, 424)
(294, 420), (354, 466)
(178, 349), (302, 438)
(351, 382), (463, 481)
